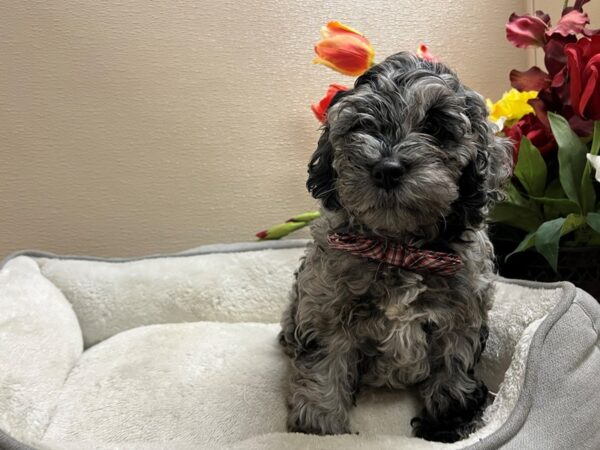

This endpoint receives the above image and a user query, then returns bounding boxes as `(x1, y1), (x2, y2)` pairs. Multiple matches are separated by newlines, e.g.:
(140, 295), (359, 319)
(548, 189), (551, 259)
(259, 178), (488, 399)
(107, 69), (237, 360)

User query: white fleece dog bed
(1, 240), (599, 450)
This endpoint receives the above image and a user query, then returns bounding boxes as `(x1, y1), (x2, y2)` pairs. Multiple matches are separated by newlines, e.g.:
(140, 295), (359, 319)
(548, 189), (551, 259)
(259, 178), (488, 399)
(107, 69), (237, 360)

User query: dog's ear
(466, 90), (513, 208)
(307, 127), (340, 209)
(445, 90), (512, 236)
(306, 90), (351, 210)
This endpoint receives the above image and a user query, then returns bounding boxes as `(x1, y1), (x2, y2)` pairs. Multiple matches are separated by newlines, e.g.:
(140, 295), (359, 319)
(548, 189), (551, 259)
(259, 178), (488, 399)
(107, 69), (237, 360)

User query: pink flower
(506, 9), (590, 48)
(506, 11), (550, 48)
(416, 44), (440, 63)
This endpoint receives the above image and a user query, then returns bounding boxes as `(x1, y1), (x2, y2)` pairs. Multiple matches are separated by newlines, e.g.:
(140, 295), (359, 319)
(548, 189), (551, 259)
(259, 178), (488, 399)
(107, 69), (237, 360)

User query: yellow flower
(486, 88), (538, 129)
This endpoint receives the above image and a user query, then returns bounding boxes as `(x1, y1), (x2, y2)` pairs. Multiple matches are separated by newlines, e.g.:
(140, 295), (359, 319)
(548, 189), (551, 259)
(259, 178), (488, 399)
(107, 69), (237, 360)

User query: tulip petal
(579, 54), (600, 119)
(416, 44), (440, 62)
(506, 13), (548, 48)
(568, 114), (594, 136)
(311, 83), (349, 123)
(549, 10), (589, 37)
(543, 35), (577, 76)
(312, 54), (369, 77)
(326, 21), (364, 36)
(565, 42), (584, 116)
(314, 22), (375, 76)
(320, 21), (369, 45)
(510, 66), (551, 91)
(583, 28), (600, 37)
(528, 98), (550, 127)
(314, 35), (374, 76)
(505, 113), (556, 156)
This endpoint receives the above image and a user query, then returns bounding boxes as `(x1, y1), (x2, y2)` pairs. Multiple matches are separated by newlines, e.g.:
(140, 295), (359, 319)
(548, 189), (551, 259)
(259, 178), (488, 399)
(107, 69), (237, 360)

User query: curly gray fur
(279, 52), (512, 442)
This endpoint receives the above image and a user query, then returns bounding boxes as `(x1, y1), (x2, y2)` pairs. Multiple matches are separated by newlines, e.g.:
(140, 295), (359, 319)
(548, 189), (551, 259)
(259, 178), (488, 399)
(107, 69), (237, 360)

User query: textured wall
(0, 0), (527, 257)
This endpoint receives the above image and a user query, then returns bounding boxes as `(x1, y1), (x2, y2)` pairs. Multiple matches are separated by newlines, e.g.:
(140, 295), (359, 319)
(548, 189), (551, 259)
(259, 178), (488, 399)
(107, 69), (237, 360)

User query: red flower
(506, 11), (549, 48)
(505, 113), (556, 161)
(506, 9), (589, 48)
(543, 35), (577, 77)
(510, 66), (551, 91)
(311, 84), (349, 123)
(551, 10), (590, 38)
(564, 35), (600, 120)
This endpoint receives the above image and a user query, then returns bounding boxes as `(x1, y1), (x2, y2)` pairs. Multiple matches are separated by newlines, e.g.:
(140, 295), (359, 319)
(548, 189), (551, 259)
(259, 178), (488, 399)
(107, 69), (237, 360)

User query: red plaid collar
(327, 232), (463, 277)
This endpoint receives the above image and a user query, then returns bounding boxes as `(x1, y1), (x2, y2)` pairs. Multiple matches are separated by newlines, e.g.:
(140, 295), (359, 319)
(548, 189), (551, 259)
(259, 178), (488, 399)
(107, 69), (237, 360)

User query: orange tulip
(313, 21), (375, 76)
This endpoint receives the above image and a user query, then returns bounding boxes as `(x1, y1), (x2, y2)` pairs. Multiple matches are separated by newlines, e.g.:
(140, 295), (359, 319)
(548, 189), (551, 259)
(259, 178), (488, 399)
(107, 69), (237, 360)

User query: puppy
(279, 52), (512, 442)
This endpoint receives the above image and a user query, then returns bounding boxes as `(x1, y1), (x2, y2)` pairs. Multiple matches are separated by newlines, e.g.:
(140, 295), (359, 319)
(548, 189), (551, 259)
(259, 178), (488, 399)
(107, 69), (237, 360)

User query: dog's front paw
(411, 414), (466, 443)
(412, 383), (489, 443)
(287, 409), (351, 435)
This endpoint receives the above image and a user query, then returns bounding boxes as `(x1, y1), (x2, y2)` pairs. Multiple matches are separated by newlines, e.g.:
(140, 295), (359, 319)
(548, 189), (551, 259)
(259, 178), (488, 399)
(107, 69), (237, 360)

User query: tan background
(0, 0), (558, 257)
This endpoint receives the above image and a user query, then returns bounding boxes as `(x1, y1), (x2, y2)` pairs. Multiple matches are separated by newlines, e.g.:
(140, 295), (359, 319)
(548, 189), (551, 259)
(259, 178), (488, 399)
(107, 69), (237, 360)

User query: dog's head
(307, 52), (512, 238)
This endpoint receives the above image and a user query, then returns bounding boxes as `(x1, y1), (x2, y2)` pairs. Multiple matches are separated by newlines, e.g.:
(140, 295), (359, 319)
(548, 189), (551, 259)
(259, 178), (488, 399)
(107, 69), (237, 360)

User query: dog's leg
(287, 345), (358, 435)
(278, 259), (305, 357)
(278, 297), (299, 357)
(411, 326), (489, 443)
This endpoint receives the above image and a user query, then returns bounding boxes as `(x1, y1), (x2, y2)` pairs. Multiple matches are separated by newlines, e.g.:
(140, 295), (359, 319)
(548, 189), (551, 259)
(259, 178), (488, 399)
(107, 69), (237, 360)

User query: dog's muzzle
(371, 158), (404, 190)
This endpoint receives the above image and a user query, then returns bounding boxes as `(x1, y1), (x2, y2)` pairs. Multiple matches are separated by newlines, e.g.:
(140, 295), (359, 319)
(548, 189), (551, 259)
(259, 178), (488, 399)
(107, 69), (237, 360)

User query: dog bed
(0, 240), (599, 450)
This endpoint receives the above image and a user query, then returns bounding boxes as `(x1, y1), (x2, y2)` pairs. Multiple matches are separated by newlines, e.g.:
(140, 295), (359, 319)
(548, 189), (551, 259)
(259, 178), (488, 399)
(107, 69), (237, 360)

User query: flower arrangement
(257, 4), (600, 276)
(488, 0), (600, 271)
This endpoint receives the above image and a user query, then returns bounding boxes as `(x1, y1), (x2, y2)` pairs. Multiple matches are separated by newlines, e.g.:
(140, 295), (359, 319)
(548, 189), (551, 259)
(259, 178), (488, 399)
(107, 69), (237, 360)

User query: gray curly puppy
(278, 52), (513, 443)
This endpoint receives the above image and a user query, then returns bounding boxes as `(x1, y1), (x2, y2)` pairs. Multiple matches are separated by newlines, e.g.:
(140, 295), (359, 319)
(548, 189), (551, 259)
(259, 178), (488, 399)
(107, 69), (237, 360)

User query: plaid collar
(327, 232), (464, 277)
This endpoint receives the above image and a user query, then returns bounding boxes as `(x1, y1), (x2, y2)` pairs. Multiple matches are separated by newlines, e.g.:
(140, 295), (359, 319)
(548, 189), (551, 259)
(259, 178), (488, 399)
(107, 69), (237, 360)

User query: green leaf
(505, 182), (532, 208)
(541, 179), (569, 220)
(533, 214), (587, 271)
(590, 121), (600, 157)
(535, 218), (566, 271)
(505, 231), (536, 261)
(529, 196), (580, 215)
(587, 212), (600, 234)
(508, 213), (587, 265)
(489, 202), (542, 232)
(548, 112), (590, 211)
(562, 213), (587, 236)
(514, 137), (547, 197)
(580, 170), (597, 213)
(544, 179), (566, 199)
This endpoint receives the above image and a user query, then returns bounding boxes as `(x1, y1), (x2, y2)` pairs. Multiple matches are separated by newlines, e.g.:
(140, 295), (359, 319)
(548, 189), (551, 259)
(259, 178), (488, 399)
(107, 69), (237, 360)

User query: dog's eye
(420, 120), (451, 142)
(420, 120), (440, 136)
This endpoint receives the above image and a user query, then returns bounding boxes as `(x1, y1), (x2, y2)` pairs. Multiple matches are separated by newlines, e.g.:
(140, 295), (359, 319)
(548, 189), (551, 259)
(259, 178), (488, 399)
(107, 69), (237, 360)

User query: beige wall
(1, 0), (528, 257)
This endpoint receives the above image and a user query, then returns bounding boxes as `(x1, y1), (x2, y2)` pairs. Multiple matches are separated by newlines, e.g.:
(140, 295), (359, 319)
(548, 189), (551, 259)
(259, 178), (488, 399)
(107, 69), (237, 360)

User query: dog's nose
(371, 159), (404, 190)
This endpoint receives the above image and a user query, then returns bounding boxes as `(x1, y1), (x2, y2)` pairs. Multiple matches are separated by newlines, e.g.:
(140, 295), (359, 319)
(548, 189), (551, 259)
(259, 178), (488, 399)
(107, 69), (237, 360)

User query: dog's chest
(346, 273), (437, 388)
